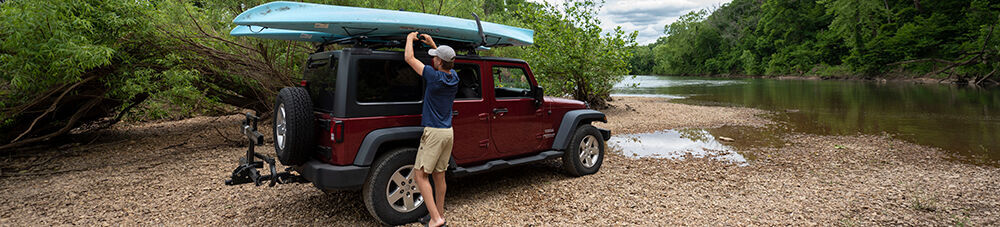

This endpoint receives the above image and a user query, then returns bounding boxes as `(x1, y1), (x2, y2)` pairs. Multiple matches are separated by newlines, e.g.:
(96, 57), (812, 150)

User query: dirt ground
(1, 97), (998, 226)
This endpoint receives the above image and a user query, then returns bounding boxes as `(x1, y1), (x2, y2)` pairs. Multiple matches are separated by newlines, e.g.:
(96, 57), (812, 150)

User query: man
(404, 31), (458, 227)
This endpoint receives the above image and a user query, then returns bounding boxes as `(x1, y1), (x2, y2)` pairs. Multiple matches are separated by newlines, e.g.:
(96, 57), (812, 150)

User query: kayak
(231, 1), (533, 46)
(229, 25), (479, 47)
(230, 25), (343, 43)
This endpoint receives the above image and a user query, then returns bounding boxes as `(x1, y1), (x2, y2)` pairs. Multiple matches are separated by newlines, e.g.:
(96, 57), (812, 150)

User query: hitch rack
(225, 112), (307, 187)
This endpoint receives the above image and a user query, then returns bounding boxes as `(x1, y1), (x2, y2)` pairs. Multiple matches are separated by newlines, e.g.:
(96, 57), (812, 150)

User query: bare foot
(428, 217), (446, 227)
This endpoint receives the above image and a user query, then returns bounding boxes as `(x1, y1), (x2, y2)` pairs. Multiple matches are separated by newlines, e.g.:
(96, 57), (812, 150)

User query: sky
(526, 0), (733, 45)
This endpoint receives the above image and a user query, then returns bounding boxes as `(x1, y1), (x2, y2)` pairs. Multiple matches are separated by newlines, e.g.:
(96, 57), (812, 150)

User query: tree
(0, 0), (209, 149)
(491, 0), (637, 108)
(0, 0), (639, 150)
(642, 0), (998, 83)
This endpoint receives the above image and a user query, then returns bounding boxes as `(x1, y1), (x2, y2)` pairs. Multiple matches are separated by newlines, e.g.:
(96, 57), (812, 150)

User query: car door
(487, 62), (548, 157)
(449, 60), (493, 164)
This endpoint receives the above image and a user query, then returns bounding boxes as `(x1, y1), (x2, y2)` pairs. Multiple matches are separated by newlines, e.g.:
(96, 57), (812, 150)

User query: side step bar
(450, 151), (563, 177)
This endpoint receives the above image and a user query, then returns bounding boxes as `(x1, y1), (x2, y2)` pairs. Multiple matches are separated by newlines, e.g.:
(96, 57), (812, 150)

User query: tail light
(330, 120), (344, 143)
(300, 80), (308, 87)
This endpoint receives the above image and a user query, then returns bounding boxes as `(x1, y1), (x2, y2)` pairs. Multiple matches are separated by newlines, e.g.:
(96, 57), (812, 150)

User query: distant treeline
(629, 0), (1000, 83)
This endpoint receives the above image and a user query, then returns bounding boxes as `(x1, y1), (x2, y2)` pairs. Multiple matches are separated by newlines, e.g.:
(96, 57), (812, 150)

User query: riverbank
(654, 73), (972, 85)
(1, 97), (997, 225)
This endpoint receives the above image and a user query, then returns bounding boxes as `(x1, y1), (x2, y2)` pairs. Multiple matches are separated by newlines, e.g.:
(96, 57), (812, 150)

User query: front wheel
(562, 124), (605, 177)
(362, 147), (428, 225)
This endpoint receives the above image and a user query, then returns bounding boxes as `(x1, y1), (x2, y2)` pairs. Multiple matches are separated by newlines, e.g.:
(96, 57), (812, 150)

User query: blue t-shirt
(421, 65), (459, 128)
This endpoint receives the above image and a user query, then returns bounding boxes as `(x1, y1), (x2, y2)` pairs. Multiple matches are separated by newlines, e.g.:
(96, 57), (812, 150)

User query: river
(613, 75), (1000, 165)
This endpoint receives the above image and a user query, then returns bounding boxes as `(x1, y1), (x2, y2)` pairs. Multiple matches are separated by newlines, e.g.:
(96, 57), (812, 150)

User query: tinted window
(492, 66), (530, 98)
(304, 56), (337, 111)
(356, 59), (423, 103)
(454, 63), (482, 100)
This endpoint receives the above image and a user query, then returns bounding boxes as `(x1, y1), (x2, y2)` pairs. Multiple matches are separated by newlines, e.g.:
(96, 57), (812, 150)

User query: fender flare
(352, 126), (424, 166)
(551, 109), (607, 150)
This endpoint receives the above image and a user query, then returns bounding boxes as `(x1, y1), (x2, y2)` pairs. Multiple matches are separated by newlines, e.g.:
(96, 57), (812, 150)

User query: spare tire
(273, 87), (314, 166)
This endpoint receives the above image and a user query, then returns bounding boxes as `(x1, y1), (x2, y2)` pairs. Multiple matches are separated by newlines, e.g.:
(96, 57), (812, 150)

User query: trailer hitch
(225, 112), (306, 187)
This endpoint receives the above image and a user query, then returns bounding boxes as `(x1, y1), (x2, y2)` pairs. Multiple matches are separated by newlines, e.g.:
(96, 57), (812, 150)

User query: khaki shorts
(415, 127), (454, 173)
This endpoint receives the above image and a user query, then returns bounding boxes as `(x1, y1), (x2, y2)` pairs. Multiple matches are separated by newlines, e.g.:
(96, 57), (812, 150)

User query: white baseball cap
(428, 45), (456, 62)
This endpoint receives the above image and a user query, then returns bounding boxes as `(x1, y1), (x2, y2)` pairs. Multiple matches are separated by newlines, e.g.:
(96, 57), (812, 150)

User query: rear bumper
(296, 160), (369, 190)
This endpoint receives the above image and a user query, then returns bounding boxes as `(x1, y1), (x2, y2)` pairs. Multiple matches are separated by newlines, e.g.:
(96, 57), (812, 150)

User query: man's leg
(431, 171), (447, 216)
(414, 168), (444, 226)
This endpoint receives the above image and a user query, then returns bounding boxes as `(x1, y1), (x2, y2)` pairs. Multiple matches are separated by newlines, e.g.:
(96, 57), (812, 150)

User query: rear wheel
(562, 124), (605, 177)
(362, 147), (428, 225)
(273, 87), (314, 166)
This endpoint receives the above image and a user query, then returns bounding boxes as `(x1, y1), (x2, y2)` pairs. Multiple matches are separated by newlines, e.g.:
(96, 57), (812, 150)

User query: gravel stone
(0, 97), (996, 226)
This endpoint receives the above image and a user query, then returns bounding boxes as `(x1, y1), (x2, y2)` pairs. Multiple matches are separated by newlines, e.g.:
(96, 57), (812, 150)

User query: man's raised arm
(404, 32), (426, 76)
(420, 34), (438, 49)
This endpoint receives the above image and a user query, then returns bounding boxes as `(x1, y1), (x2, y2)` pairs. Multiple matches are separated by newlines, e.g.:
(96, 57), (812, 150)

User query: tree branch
(10, 74), (100, 143)
(0, 95), (106, 151)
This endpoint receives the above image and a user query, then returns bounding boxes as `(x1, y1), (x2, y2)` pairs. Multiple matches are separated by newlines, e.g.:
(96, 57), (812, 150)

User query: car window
(305, 56), (337, 111)
(492, 66), (530, 98)
(454, 63), (482, 100)
(356, 59), (423, 103)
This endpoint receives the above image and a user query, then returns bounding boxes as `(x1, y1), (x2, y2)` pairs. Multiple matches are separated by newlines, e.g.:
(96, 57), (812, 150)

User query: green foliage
(490, 0), (637, 107)
(0, 0), (213, 122)
(0, 0), (635, 137)
(638, 0), (1000, 80)
(1, 0), (135, 101)
(629, 43), (656, 75)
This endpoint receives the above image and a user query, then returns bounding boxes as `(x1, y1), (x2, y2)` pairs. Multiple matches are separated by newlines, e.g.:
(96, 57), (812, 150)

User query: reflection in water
(615, 75), (1000, 164)
(608, 129), (749, 166)
(610, 93), (686, 99)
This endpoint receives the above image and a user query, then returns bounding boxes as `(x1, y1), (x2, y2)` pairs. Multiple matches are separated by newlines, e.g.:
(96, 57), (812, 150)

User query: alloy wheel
(579, 135), (599, 168)
(275, 104), (287, 150)
(385, 164), (424, 212)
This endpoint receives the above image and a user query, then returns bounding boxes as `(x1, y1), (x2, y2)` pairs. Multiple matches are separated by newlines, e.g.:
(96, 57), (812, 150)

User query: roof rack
(311, 13), (502, 54)
(313, 35), (499, 55)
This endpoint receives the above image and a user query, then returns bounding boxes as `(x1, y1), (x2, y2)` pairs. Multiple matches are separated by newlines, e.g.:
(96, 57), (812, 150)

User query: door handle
(492, 108), (508, 118)
(452, 110), (459, 116)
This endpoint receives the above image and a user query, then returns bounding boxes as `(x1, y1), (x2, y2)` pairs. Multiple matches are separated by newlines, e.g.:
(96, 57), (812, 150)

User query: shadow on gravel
(241, 160), (570, 225)
(242, 190), (377, 225)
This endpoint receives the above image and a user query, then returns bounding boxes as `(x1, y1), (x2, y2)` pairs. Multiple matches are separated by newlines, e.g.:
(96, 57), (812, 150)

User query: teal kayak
(230, 25), (343, 43)
(230, 1), (533, 46)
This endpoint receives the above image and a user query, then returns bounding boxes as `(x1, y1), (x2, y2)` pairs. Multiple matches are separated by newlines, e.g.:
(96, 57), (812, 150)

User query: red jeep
(228, 46), (610, 225)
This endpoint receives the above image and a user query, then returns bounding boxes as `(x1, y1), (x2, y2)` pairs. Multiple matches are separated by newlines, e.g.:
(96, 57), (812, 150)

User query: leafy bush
(489, 0), (637, 108)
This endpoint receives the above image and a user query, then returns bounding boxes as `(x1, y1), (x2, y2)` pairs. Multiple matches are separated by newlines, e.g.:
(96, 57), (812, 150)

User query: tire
(273, 87), (314, 166)
(362, 147), (428, 225)
(562, 124), (605, 177)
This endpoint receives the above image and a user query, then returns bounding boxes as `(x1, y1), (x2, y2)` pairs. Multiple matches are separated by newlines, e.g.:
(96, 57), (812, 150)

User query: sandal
(418, 215), (430, 224)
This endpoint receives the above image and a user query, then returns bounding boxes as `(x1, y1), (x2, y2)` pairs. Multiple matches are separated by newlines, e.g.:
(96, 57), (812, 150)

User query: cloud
(600, 0), (731, 44)
(527, 0), (731, 44)
(603, 0), (698, 25)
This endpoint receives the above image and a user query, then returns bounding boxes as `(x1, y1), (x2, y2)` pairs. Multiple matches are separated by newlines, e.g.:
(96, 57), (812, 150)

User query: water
(613, 75), (1000, 164)
(608, 129), (749, 166)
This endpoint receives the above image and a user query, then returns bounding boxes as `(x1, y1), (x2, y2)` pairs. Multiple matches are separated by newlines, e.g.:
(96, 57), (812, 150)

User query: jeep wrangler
(227, 45), (610, 225)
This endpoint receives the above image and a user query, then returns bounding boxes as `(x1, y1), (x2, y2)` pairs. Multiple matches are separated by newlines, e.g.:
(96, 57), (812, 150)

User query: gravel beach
(1, 96), (998, 226)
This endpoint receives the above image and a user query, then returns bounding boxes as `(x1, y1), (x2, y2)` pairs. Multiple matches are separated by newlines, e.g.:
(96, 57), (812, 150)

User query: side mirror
(530, 86), (544, 107)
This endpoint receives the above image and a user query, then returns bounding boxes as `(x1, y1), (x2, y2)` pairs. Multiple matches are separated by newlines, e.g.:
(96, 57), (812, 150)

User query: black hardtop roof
(309, 48), (528, 64)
